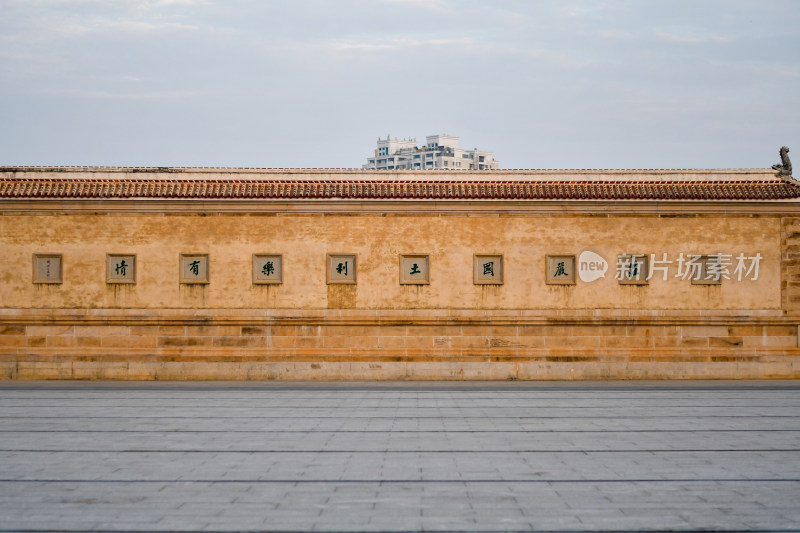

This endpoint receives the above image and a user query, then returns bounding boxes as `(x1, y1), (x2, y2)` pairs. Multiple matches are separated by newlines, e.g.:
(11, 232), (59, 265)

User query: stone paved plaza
(0, 381), (798, 532)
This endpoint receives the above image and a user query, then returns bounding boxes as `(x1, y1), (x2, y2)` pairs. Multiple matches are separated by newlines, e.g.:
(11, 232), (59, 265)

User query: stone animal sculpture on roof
(773, 146), (792, 177)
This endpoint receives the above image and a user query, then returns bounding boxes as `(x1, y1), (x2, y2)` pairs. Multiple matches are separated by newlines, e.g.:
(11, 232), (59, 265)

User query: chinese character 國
(483, 262), (494, 276)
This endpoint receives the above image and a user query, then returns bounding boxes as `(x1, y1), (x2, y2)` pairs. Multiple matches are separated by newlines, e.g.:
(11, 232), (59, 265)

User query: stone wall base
(2, 309), (799, 380)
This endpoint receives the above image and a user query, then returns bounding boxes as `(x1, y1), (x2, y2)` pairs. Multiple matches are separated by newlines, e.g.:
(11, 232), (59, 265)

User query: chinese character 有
(189, 260), (200, 276)
(483, 262), (494, 276)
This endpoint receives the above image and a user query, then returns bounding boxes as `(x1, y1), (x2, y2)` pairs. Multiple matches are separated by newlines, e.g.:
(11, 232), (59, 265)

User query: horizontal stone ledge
(0, 308), (794, 327)
(4, 199), (800, 216)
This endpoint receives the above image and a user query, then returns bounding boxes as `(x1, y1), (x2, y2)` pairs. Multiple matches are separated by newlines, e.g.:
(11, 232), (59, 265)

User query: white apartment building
(364, 134), (499, 170)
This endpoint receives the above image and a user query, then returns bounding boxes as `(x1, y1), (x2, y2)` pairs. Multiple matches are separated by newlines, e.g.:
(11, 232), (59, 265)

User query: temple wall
(1, 207), (798, 380)
(0, 213), (782, 310)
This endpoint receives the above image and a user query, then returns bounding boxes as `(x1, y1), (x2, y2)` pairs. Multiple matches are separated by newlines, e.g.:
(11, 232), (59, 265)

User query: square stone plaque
(253, 254), (283, 284)
(32, 253), (62, 284)
(617, 254), (649, 285)
(180, 253), (209, 284)
(106, 254), (136, 284)
(546, 255), (575, 285)
(399, 254), (430, 285)
(691, 254), (723, 285)
(474, 254), (503, 285)
(327, 253), (357, 284)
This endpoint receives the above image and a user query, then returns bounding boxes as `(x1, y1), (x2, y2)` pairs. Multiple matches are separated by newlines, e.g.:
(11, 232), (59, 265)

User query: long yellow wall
(1, 208), (798, 380)
(0, 213), (781, 311)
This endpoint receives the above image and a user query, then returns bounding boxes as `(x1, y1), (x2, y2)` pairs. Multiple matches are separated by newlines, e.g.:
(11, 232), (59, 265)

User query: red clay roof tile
(1, 177), (798, 201)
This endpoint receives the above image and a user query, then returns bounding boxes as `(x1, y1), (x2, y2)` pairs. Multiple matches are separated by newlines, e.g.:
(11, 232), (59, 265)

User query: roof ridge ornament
(773, 146), (793, 178)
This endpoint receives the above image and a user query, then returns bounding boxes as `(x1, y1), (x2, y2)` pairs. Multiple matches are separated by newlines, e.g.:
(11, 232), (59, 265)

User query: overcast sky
(1, 0), (798, 169)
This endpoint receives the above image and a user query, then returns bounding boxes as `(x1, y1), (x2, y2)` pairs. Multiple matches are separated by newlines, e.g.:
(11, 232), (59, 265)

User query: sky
(1, 0), (799, 169)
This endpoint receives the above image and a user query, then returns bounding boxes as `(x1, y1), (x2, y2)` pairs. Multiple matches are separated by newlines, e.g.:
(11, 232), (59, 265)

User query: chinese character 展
(410, 263), (421, 275)
(114, 260), (127, 276)
(189, 260), (200, 276)
(616, 254), (644, 281)
(483, 262), (494, 276)
(262, 261), (274, 276)
(554, 261), (567, 277)
(336, 262), (348, 275)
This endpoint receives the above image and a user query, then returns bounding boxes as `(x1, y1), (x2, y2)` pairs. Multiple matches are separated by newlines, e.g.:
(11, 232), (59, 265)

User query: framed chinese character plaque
(180, 253), (209, 284)
(106, 254), (136, 284)
(545, 255), (575, 285)
(253, 254), (283, 284)
(617, 254), (649, 285)
(474, 254), (503, 285)
(691, 255), (723, 285)
(32, 253), (62, 284)
(399, 254), (430, 285)
(327, 253), (357, 284)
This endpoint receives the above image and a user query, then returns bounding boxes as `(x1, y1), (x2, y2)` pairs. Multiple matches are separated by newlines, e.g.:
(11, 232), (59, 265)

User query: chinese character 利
(336, 262), (348, 275)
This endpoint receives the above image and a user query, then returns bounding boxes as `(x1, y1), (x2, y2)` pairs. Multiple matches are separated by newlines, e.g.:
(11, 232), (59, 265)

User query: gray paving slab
(0, 380), (798, 532)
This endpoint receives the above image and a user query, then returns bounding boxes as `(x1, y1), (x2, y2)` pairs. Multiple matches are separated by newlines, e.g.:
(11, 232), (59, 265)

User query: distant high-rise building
(364, 134), (499, 170)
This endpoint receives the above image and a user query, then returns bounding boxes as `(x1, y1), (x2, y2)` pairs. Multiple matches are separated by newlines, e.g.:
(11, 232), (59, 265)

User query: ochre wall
(0, 209), (798, 380)
(0, 213), (782, 310)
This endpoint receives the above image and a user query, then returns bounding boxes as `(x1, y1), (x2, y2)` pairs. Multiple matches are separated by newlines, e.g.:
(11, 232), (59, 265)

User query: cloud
(328, 36), (473, 52)
(36, 87), (201, 100)
(58, 18), (198, 35)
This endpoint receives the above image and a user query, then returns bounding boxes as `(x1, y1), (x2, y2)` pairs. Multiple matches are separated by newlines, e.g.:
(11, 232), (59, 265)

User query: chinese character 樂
(114, 260), (127, 276)
(409, 263), (421, 275)
(189, 260), (200, 276)
(262, 261), (275, 276)
(336, 262), (348, 275)
(554, 261), (567, 277)
(483, 261), (494, 276)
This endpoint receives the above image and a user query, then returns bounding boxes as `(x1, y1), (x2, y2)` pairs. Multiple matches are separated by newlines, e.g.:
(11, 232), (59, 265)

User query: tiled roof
(1, 177), (798, 201)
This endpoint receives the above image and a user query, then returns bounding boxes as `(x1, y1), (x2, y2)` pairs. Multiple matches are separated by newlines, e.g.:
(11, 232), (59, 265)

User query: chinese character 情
(262, 261), (275, 276)
(114, 260), (127, 276)
(336, 262), (348, 275)
(410, 263), (421, 275)
(189, 260), (200, 276)
(554, 261), (567, 277)
(483, 262), (494, 276)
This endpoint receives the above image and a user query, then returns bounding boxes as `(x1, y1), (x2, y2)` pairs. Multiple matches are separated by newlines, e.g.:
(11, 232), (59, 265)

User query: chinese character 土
(189, 260), (200, 276)
(114, 260), (127, 276)
(409, 263), (421, 275)
(554, 261), (567, 277)
(262, 261), (275, 277)
(336, 262), (348, 275)
(483, 262), (494, 276)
